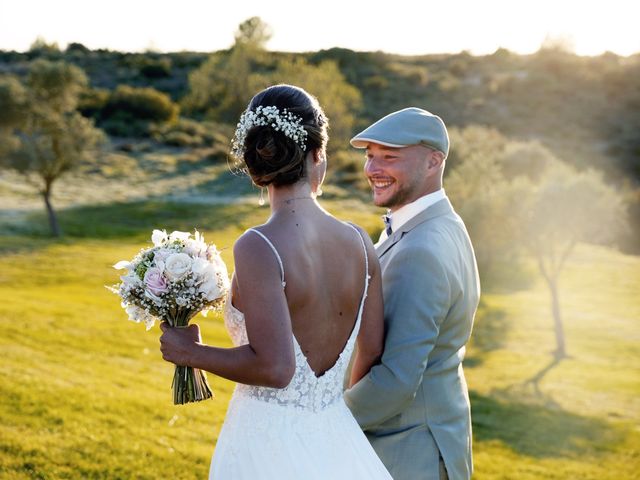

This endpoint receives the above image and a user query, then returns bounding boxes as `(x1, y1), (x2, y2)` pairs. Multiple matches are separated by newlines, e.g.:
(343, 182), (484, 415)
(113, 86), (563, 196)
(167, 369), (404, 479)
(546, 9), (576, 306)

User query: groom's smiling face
(364, 143), (432, 211)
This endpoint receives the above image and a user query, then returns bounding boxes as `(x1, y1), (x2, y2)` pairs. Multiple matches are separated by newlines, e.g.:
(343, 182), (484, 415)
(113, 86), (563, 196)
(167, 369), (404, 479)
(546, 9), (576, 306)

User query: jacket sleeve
(344, 241), (451, 429)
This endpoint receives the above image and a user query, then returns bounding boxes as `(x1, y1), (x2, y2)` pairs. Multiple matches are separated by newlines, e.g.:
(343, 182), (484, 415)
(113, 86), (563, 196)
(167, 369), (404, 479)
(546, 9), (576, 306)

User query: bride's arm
(349, 231), (384, 387)
(159, 232), (296, 388)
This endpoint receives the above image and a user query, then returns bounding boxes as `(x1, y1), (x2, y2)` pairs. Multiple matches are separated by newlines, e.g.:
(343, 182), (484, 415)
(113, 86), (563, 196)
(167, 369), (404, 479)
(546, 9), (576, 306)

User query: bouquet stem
(168, 308), (214, 405)
(172, 365), (213, 404)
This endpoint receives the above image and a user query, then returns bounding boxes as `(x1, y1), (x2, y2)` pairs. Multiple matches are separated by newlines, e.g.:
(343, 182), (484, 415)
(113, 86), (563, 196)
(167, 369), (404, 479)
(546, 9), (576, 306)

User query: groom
(345, 108), (480, 480)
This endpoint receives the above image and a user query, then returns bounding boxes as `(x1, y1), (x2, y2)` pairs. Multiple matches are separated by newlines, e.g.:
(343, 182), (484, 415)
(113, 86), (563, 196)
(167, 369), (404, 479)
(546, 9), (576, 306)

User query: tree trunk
(547, 276), (566, 358)
(43, 188), (62, 237)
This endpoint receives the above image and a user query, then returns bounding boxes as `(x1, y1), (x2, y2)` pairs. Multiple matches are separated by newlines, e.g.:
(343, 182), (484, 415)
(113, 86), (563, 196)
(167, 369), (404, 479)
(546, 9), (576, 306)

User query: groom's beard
(369, 179), (421, 210)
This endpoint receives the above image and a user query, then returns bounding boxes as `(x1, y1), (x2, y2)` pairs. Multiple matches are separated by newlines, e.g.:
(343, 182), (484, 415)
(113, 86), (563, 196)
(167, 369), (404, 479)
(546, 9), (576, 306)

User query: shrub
(139, 58), (172, 78)
(78, 88), (109, 119)
(363, 75), (389, 90)
(100, 111), (150, 137)
(151, 117), (223, 147)
(103, 85), (178, 123)
(66, 42), (90, 55)
(163, 131), (201, 147)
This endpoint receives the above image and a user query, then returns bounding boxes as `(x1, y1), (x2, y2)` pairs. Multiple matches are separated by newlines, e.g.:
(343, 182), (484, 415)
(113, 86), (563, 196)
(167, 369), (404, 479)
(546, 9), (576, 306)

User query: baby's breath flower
(231, 105), (308, 159)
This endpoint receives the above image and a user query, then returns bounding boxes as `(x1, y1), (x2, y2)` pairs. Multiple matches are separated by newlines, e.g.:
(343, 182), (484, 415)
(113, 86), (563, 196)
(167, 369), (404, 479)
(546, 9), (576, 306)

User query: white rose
(153, 248), (172, 264)
(164, 253), (193, 281)
(199, 278), (223, 301)
(191, 257), (211, 277)
(151, 229), (168, 246)
(184, 240), (205, 257)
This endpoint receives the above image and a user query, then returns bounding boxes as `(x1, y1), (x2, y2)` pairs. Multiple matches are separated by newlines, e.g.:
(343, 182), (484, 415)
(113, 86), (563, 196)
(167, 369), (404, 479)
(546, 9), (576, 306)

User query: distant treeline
(1, 37), (639, 182)
(1, 23), (638, 258)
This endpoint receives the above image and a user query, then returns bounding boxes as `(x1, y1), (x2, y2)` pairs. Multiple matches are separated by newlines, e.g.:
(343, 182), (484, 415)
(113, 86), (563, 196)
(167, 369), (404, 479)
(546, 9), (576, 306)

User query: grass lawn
(0, 200), (638, 479)
(467, 244), (640, 479)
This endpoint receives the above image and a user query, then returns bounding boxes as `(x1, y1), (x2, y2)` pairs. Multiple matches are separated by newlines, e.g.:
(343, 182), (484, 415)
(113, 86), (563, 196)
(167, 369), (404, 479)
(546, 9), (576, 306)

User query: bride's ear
(312, 148), (326, 165)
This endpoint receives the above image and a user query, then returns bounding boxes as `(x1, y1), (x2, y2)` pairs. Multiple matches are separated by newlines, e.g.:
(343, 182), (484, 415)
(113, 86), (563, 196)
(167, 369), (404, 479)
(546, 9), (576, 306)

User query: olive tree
(0, 60), (105, 236)
(519, 161), (627, 358)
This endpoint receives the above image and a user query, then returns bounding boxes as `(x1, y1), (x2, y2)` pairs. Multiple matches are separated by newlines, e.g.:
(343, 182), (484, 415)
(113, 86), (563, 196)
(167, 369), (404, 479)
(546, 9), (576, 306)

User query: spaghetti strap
(343, 223), (370, 320)
(247, 228), (286, 288)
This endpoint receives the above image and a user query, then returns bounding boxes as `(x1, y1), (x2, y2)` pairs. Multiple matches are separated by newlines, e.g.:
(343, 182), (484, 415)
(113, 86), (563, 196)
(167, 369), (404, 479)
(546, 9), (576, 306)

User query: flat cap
(350, 107), (449, 157)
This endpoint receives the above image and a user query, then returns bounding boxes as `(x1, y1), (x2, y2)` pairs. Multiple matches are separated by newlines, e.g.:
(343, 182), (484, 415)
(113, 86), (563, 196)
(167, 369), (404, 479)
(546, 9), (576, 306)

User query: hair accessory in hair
(231, 105), (308, 159)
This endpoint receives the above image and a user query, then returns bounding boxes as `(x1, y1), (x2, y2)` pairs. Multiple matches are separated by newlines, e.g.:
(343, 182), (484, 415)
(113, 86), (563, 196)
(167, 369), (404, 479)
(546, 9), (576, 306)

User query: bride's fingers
(187, 324), (201, 341)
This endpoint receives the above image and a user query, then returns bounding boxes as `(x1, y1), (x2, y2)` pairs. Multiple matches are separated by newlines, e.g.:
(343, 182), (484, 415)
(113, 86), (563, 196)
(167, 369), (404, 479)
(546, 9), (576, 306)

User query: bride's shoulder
(233, 227), (269, 255)
(341, 221), (375, 249)
(233, 228), (283, 283)
(339, 221), (379, 270)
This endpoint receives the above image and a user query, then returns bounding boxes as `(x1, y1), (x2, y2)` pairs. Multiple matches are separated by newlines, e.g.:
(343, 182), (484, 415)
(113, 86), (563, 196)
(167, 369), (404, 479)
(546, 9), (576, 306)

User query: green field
(0, 199), (638, 479)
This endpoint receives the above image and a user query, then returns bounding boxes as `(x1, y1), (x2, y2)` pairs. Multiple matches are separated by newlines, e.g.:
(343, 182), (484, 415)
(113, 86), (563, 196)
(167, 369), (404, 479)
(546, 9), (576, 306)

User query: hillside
(1, 45), (639, 180)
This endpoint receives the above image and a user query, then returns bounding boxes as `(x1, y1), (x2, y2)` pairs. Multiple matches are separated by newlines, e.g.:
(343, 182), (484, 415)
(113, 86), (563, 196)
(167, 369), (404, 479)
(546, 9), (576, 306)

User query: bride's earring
(258, 187), (266, 206)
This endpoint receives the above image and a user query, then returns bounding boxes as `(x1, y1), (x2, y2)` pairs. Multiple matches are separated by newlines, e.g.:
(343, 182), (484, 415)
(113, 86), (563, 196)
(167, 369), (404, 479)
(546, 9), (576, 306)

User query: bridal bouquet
(107, 229), (230, 404)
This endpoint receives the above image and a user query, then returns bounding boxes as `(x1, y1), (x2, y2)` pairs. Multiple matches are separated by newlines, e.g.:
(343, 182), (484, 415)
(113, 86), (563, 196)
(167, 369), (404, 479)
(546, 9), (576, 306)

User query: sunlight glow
(0, 0), (638, 56)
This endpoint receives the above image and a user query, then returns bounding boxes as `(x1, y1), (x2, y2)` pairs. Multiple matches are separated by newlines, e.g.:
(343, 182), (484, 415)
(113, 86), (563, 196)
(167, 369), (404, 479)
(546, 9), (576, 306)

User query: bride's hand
(159, 322), (202, 366)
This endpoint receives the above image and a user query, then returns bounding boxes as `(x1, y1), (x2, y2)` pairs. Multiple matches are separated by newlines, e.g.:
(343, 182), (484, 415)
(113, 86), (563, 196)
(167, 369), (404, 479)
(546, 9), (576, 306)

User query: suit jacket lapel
(375, 198), (454, 259)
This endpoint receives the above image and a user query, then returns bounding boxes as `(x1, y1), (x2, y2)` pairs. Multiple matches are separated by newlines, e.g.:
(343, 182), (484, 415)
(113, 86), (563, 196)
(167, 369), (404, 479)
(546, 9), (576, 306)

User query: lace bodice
(223, 225), (369, 412)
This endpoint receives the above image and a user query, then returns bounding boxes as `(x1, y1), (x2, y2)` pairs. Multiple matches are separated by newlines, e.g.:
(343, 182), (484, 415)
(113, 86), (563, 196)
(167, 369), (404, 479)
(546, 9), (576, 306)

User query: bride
(159, 84), (392, 479)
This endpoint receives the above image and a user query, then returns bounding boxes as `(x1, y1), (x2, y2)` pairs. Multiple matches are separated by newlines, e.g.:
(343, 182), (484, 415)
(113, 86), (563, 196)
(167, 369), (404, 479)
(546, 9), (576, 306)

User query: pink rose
(144, 267), (168, 295)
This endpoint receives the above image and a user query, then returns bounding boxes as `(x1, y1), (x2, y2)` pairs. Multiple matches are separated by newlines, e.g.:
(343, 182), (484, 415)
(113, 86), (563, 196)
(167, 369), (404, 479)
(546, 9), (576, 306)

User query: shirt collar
(388, 189), (447, 232)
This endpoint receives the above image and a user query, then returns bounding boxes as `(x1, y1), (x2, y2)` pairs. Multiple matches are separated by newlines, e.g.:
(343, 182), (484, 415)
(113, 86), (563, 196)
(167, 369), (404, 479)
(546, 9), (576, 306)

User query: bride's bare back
(232, 198), (383, 381)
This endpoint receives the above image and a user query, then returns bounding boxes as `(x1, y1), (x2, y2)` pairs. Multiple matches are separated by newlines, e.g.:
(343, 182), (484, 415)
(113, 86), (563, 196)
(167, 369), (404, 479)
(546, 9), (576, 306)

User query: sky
(1, 0), (639, 57)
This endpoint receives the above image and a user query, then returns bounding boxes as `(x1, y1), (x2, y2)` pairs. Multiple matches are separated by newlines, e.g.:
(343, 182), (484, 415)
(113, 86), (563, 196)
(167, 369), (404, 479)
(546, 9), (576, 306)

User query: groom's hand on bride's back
(159, 322), (202, 366)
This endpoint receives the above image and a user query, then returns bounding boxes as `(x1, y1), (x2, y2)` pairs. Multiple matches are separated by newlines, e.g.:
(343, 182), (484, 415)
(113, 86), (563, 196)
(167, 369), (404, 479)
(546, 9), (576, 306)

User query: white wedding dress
(209, 227), (392, 479)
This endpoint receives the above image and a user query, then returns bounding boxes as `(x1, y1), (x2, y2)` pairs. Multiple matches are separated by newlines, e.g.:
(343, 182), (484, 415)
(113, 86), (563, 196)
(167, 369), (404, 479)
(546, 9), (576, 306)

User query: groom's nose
(364, 155), (381, 176)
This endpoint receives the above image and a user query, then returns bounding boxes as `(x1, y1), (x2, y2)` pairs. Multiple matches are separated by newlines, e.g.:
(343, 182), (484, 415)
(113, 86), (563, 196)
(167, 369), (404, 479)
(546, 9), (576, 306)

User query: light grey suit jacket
(345, 198), (480, 480)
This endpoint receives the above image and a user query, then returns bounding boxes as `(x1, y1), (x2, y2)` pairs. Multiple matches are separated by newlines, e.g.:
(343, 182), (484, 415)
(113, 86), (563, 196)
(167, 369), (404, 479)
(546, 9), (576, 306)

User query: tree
(234, 16), (272, 48)
(519, 161), (627, 358)
(181, 19), (270, 122)
(27, 37), (61, 59)
(0, 60), (105, 237)
(0, 76), (28, 128)
(446, 151), (523, 274)
(182, 17), (362, 152)
(182, 45), (268, 123)
(445, 126), (519, 274)
(267, 57), (362, 154)
(446, 129), (628, 359)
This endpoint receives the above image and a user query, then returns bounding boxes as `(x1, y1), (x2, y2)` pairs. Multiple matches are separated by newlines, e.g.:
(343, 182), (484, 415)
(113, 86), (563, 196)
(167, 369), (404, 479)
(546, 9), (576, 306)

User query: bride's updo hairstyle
(231, 84), (328, 187)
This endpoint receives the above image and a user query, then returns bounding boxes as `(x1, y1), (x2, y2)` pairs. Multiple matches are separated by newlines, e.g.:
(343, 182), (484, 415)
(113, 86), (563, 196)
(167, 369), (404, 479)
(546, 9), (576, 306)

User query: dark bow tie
(382, 214), (392, 236)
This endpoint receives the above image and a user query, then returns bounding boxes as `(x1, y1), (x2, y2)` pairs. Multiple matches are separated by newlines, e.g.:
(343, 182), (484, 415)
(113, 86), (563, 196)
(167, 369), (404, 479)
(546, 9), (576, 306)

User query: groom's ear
(426, 149), (445, 170)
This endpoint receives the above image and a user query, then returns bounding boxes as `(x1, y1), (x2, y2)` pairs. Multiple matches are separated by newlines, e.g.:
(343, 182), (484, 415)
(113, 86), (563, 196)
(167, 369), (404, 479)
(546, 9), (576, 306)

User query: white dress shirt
(377, 189), (447, 245)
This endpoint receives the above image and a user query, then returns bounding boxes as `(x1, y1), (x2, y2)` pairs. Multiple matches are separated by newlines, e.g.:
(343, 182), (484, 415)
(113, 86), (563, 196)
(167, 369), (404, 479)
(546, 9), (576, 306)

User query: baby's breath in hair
(231, 105), (308, 159)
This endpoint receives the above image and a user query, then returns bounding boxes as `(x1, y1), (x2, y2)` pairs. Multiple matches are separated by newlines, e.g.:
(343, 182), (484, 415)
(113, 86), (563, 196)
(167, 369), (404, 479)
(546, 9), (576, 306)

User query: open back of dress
(210, 225), (392, 479)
